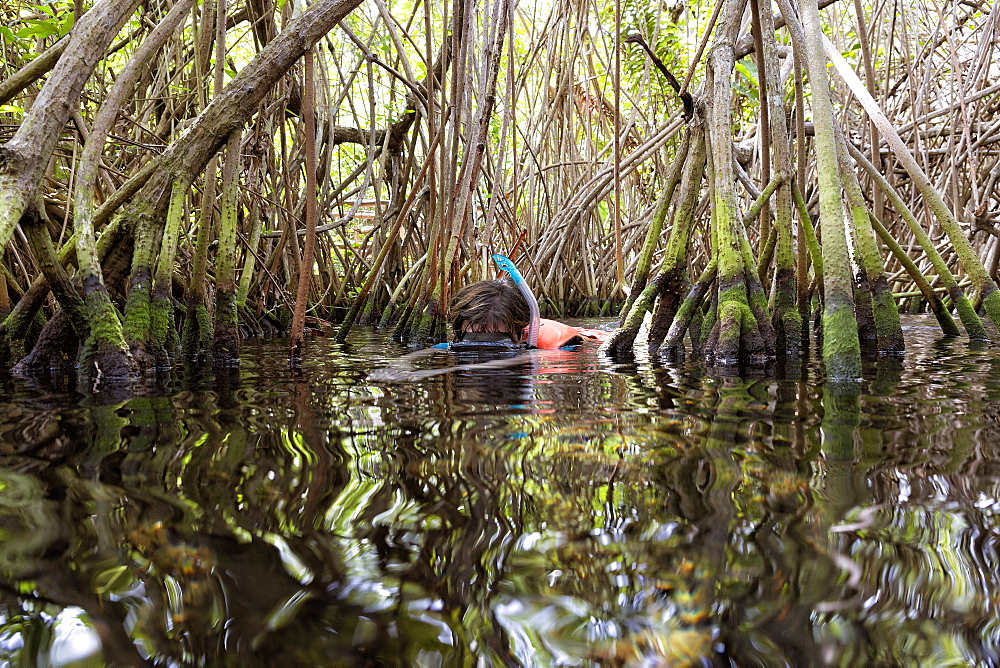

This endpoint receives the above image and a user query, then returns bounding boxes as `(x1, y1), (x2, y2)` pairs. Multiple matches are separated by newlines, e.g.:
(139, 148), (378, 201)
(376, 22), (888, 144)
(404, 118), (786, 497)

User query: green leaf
(93, 564), (134, 595)
(59, 12), (75, 36)
(0, 105), (25, 115)
(17, 22), (61, 40)
(734, 60), (758, 87)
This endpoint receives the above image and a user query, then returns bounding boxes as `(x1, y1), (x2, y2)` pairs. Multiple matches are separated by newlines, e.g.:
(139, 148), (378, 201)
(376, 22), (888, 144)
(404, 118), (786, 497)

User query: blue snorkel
(492, 253), (540, 348)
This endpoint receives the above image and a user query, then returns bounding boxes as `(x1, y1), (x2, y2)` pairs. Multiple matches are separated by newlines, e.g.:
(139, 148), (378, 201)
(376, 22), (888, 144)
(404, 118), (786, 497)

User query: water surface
(0, 315), (998, 666)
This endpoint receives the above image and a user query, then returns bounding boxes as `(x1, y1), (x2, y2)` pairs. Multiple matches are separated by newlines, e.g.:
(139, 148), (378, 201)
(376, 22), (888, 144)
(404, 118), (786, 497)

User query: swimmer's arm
(369, 349), (530, 382)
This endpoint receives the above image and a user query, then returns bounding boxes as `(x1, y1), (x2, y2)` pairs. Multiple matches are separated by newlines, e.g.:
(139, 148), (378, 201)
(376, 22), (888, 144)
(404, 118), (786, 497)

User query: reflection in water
(0, 318), (998, 664)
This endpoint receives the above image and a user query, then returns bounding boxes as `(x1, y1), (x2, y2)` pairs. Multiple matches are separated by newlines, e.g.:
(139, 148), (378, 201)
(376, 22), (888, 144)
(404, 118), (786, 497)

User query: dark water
(1, 315), (999, 666)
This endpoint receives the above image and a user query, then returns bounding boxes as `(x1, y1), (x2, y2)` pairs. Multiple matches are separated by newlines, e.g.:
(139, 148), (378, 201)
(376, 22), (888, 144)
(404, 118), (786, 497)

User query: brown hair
(450, 280), (530, 342)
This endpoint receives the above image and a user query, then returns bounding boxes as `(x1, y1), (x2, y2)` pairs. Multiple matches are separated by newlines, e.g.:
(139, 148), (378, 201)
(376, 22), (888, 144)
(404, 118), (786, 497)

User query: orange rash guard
(528, 318), (611, 349)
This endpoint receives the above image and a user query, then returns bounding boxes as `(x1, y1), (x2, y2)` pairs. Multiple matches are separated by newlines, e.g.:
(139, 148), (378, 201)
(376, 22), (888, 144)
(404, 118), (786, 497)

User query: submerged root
(77, 345), (141, 393)
(853, 272), (877, 345)
(13, 311), (80, 375)
(212, 322), (240, 366)
(706, 287), (771, 367)
(774, 308), (804, 362)
(79, 288), (139, 384)
(181, 300), (212, 361)
(398, 299), (445, 346)
(601, 283), (657, 358)
(213, 291), (240, 365)
(600, 326), (641, 358)
(646, 271), (686, 352)
(658, 261), (717, 360)
(602, 269), (686, 359)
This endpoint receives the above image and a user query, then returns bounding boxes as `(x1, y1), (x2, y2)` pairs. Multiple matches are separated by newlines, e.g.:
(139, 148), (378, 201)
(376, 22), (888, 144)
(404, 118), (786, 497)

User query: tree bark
(705, 0), (773, 366)
(113, 0), (362, 364)
(835, 125), (904, 353)
(823, 33), (1000, 333)
(647, 127), (708, 351)
(797, 0), (861, 379)
(758, 0), (801, 360)
(73, 0), (193, 381)
(214, 130), (243, 364)
(0, 37), (68, 106)
(290, 49), (318, 359)
(847, 142), (986, 340)
(0, 0), (143, 258)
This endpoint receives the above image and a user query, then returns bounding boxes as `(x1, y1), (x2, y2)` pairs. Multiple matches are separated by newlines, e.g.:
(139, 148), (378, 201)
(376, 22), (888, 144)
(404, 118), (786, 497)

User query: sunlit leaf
(93, 564), (134, 595)
(59, 12), (74, 36)
(16, 22), (61, 40)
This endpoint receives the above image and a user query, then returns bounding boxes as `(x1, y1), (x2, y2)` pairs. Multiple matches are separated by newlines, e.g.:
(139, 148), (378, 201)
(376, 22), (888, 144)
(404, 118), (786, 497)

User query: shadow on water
(0, 316), (999, 664)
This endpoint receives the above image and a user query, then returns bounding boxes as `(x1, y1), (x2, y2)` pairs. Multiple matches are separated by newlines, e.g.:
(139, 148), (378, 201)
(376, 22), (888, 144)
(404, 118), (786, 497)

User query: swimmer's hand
(367, 348), (438, 383)
(366, 367), (415, 383)
(368, 350), (530, 383)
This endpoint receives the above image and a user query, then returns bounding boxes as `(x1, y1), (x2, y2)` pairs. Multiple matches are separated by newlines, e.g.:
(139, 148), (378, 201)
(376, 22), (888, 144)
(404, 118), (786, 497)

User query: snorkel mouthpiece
(492, 253), (540, 348)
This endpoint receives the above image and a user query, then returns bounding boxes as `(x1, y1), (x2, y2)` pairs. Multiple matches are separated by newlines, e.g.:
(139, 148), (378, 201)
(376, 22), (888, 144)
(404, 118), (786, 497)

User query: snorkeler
(446, 254), (609, 349)
(368, 255), (608, 382)
(448, 279), (608, 349)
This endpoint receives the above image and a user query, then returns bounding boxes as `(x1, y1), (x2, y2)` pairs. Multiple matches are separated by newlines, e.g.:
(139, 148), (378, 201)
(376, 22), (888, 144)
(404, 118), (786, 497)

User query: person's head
(450, 279), (530, 342)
